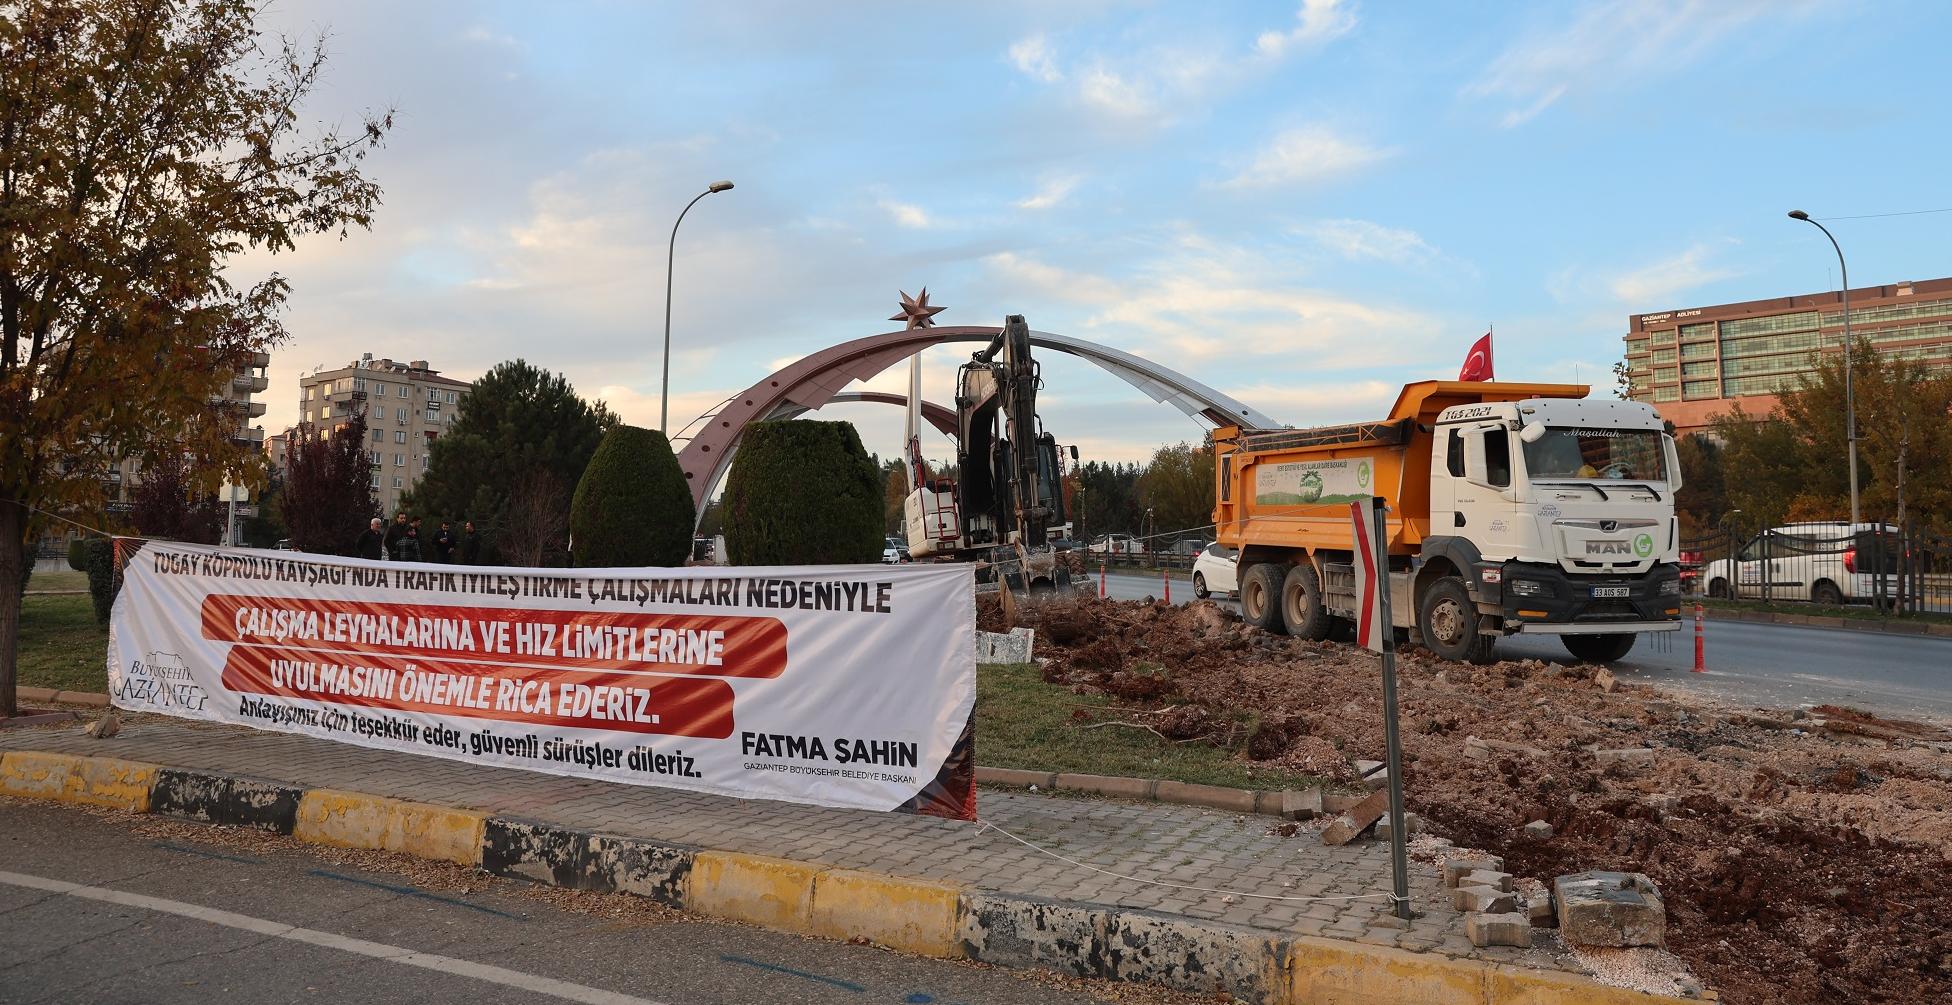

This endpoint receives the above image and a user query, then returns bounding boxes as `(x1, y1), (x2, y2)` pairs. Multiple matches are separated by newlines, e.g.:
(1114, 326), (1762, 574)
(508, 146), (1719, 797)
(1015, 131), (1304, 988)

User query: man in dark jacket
(356, 518), (384, 560)
(433, 521), (455, 563)
(383, 513), (409, 560)
(461, 521), (481, 565)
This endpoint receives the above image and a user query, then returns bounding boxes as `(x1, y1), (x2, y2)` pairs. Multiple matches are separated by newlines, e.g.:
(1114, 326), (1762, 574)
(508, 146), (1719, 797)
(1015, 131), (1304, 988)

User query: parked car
(1701, 522), (1900, 606)
(1167, 538), (1204, 557)
(882, 536), (910, 564)
(1088, 533), (1147, 555)
(1191, 542), (1238, 599)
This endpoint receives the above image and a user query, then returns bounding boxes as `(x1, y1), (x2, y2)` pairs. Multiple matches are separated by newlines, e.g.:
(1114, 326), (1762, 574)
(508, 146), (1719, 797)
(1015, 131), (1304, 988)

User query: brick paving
(0, 716), (1585, 973)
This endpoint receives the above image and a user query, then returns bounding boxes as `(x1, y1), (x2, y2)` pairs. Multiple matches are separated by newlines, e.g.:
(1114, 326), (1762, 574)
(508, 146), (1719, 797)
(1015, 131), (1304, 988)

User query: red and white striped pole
(1692, 603), (1705, 672)
(1098, 559), (1107, 599)
(1162, 566), (1171, 605)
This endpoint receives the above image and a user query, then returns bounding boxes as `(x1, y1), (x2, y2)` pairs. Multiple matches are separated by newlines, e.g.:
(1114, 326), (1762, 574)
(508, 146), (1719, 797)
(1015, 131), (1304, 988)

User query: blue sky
(250, 0), (1950, 466)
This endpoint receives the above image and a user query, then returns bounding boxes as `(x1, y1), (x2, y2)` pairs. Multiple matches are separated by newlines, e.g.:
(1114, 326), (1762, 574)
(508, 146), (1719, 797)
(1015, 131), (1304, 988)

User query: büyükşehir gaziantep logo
(115, 650), (211, 711)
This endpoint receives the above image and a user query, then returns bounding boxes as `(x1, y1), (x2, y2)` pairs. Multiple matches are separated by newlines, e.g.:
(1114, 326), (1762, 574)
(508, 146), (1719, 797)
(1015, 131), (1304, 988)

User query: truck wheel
(1281, 562), (1333, 641)
(1563, 633), (1636, 663)
(1418, 576), (1494, 664)
(1240, 564), (1286, 634)
(1193, 572), (1210, 599)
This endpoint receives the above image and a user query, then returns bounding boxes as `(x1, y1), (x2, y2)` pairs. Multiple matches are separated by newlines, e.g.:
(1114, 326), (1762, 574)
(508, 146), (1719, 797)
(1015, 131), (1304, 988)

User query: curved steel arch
(770, 390), (958, 435)
(676, 325), (1281, 511)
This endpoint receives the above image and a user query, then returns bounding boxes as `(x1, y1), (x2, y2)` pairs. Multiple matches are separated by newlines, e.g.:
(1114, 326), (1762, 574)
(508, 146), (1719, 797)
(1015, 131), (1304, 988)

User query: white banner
(106, 540), (977, 817)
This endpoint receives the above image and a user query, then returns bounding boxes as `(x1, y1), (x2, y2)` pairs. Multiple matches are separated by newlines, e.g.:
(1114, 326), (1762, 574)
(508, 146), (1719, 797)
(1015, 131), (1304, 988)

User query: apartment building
(1625, 276), (1952, 436)
(296, 354), (470, 516)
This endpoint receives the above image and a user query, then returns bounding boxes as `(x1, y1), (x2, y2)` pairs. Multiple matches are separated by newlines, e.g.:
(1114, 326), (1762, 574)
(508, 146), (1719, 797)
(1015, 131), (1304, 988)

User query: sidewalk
(0, 715), (1680, 1004)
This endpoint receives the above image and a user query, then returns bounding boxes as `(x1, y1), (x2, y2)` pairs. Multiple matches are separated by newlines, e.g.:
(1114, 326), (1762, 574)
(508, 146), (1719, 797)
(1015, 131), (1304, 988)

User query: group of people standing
(355, 513), (481, 564)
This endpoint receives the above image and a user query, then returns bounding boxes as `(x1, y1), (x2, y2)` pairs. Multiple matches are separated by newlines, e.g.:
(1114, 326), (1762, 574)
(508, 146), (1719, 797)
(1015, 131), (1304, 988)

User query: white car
(1191, 542), (1238, 599)
(1701, 522), (1899, 606)
(882, 536), (909, 564)
(1088, 533), (1147, 555)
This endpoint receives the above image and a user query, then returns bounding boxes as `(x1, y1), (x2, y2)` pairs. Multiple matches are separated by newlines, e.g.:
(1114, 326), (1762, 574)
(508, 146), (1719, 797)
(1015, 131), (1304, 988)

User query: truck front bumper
(1497, 561), (1683, 635)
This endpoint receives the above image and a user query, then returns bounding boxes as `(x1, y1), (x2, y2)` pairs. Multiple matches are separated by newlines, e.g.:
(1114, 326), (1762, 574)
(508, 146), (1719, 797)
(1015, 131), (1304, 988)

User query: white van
(1701, 522), (1900, 605)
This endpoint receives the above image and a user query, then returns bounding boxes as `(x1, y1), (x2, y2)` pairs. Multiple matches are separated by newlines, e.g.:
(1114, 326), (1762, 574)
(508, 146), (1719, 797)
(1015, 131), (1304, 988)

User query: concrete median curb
(0, 749), (1695, 1005)
(1695, 604), (1952, 638)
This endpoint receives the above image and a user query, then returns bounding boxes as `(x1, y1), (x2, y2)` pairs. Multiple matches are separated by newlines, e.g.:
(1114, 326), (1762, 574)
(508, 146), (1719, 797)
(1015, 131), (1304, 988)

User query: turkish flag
(1458, 332), (1494, 382)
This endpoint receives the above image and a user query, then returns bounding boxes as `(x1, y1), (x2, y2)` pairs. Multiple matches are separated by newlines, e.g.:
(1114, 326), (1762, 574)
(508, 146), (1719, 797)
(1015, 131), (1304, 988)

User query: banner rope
(974, 818), (1402, 905)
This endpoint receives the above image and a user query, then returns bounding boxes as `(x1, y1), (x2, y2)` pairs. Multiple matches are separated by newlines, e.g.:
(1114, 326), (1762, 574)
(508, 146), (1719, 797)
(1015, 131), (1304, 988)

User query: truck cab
(1423, 396), (1684, 662)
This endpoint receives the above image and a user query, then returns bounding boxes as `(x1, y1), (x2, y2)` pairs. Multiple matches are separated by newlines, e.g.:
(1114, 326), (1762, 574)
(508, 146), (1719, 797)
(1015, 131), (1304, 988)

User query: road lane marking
(0, 870), (668, 1005)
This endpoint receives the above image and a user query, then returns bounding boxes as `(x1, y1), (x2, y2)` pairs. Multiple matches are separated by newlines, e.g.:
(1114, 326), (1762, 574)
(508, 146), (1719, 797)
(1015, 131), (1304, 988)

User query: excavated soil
(981, 594), (1952, 1005)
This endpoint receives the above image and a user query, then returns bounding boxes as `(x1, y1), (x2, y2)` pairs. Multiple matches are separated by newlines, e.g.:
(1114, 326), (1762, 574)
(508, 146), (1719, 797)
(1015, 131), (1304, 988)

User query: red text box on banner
(221, 645), (735, 738)
(199, 594), (787, 679)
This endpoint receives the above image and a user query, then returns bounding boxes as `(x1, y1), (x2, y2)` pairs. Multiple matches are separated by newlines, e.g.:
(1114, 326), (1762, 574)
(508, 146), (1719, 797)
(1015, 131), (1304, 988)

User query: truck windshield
(1521, 428), (1668, 481)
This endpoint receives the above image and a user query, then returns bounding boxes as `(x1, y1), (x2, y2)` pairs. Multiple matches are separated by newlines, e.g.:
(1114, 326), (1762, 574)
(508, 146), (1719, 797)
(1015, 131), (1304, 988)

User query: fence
(1681, 522), (1952, 616)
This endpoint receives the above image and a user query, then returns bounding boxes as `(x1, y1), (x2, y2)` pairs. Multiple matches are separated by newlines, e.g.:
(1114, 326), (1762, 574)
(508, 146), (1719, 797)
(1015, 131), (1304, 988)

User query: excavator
(901, 315), (1075, 595)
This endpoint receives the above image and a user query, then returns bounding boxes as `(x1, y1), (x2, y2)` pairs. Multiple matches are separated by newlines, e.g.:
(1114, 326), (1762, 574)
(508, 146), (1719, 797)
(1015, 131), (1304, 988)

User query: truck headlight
(1658, 579), (1681, 596)
(1509, 579), (1553, 598)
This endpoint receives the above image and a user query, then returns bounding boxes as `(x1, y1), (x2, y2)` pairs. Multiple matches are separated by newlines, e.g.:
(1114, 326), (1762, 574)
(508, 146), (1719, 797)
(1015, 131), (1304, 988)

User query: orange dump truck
(1213, 381), (1684, 663)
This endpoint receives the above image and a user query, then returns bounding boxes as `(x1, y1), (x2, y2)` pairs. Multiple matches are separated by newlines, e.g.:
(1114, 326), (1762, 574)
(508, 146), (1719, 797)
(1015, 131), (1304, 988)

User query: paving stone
(1553, 870), (1665, 948)
(1465, 911), (1532, 948)
(1463, 868), (1514, 893)
(1442, 856), (1504, 888)
(1450, 885), (1517, 913)
(1320, 788), (1389, 845)
(1462, 735), (1492, 760)
(1373, 811), (1422, 842)
(1522, 819), (1554, 840)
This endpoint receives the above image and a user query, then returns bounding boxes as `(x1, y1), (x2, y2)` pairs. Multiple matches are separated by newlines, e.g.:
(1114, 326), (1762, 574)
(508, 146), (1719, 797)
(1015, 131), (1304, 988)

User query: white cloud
(1468, 0), (1829, 127)
(1295, 219), (1436, 265)
(1255, 0), (1358, 58)
(1605, 244), (1742, 305)
(877, 198), (933, 229)
(1016, 175), (1081, 211)
(1220, 127), (1392, 189)
(1076, 65), (1157, 120)
(1007, 34), (1062, 82)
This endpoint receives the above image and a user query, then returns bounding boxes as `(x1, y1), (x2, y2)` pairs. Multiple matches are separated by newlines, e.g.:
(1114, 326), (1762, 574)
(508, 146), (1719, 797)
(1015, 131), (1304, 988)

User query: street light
(1786, 210), (1859, 524)
(661, 180), (735, 433)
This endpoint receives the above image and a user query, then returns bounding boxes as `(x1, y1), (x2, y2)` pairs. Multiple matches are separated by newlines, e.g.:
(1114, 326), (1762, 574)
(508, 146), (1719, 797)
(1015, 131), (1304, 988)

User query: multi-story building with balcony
(1624, 276), (1952, 436)
(295, 354), (470, 517)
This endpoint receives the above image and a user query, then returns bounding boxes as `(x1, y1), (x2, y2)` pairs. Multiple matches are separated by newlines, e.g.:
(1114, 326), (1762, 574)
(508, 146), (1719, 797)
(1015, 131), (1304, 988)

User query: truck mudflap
(1496, 561), (1682, 635)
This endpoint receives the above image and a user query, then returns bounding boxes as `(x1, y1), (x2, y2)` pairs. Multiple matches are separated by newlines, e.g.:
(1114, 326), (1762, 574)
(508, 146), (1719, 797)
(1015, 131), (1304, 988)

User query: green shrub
(723, 420), (883, 565)
(570, 425), (695, 567)
(66, 539), (87, 571)
(84, 537), (118, 623)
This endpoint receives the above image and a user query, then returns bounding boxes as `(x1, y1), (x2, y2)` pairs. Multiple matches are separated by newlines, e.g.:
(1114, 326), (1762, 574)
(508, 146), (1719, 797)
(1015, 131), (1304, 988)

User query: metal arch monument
(673, 323), (1282, 512)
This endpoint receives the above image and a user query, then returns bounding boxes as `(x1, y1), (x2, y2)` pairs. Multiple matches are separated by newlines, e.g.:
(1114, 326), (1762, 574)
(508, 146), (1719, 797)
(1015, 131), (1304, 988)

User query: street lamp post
(661, 180), (735, 433)
(1787, 210), (1859, 525)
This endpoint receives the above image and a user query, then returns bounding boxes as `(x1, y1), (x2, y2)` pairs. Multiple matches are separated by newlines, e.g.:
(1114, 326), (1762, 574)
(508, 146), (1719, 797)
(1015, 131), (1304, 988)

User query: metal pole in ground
(1161, 566), (1171, 605)
(1370, 499), (1412, 921)
(1098, 559), (1107, 599)
(1693, 603), (1705, 672)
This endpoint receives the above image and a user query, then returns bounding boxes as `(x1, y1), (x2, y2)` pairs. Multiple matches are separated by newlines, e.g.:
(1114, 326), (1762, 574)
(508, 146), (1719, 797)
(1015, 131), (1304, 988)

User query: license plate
(1591, 586), (1630, 599)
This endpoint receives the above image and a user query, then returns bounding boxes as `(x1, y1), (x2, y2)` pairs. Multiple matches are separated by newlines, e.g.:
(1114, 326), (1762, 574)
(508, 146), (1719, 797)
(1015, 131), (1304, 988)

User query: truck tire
(1418, 576), (1494, 664)
(1562, 633), (1635, 663)
(1240, 563), (1286, 634)
(1281, 562), (1332, 641)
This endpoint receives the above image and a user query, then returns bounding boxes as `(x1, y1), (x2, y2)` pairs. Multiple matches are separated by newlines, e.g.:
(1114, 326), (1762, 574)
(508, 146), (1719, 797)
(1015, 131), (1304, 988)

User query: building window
(1683, 380), (1717, 399)
(399, 384), (409, 397)
(1653, 386), (1679, 402)
(1649, 348), (1676, 363)
(1679, 322), (1714, 341)
(371, 474), (380, 488)
(1649, 329), (1676, 345)
(446, 390), (457, 403)
(394, 453), (404, 466)
(1721, 330), (1824, 359)
(392, 477), (403, 489)
(1720, 311), (1817, 339)
(1653, 367), (1677, 383)
(372, 429), (383, 443)
(1680, 341), (1715, 360)
(1681, 361), (1717, 377)
(395, 430), (406, 443)
(368, 450), (380, 464)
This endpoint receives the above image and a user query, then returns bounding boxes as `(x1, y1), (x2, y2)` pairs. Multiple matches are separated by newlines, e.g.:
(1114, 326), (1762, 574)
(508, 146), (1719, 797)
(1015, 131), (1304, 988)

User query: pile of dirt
(983, 594), (1952, 1005)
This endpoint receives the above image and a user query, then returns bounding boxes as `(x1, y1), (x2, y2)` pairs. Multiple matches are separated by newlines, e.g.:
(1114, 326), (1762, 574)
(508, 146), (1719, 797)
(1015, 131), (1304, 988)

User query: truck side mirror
(1519, 421), (1547, 444)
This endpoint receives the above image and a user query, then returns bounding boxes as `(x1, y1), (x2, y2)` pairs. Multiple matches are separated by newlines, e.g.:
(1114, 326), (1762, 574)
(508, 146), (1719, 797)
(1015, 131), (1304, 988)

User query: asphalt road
(0, 800), (1184, 1005)
(1096, 572), (1952, 721)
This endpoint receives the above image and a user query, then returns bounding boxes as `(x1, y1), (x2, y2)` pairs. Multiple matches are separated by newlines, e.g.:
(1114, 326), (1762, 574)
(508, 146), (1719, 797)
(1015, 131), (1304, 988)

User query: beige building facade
(295, 354), (470, 517)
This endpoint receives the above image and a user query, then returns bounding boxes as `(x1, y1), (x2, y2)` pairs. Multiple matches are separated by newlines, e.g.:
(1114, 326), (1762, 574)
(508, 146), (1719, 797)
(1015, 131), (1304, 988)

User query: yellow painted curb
(1285, 937), (1695, 1005)
(293, 789), (485, 866)
(0, 752), (157, 811)
(809, 868), (962, 958)
(687, 851), (819, 932)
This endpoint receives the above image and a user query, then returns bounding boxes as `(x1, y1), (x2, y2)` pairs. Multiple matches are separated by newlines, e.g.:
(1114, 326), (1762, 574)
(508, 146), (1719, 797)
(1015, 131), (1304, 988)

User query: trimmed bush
(569, 425), (695, 568)
(66, 539), (87, 571)
(84, 537), (118, 623)
(723, 420), (883, 565)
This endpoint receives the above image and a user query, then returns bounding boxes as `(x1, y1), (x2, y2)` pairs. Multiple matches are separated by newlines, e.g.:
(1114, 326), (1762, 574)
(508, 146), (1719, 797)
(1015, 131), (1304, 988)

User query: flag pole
(1372, 497), (1412, 922)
